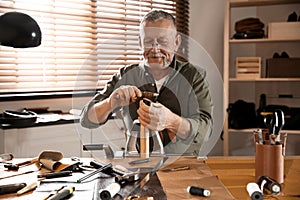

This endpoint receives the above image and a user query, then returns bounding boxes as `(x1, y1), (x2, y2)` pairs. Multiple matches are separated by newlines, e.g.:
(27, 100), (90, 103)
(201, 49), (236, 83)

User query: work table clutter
(0, 155), (299, 199)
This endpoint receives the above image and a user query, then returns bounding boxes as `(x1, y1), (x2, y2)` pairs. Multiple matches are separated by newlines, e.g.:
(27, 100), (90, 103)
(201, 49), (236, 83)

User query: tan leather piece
(38, 150), (63, 171)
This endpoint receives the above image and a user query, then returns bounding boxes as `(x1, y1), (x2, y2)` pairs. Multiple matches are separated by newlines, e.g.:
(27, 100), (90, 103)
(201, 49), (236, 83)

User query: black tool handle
(37, 171), (72, 179)
(48, 187), (75, 200)
(90, 160), (124, 176)
(0, 183), (26, 195)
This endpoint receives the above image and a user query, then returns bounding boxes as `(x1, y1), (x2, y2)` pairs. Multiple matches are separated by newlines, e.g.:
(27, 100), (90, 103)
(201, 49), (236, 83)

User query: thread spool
(247, 182), (263, 200)
(0, 153), (13, 162)
(257, 176), (281, 194)
(99, 182), (121, 200)
(187, 186), (210, 197)
(4, 164), (19, 170)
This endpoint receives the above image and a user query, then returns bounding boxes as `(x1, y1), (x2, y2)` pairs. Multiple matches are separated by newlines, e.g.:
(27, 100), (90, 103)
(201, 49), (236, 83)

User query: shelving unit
(230, 38), (300, 43)
(229, 78), (300, 81)
(228, 128), (300, 135)
(223, 0), (300, 155)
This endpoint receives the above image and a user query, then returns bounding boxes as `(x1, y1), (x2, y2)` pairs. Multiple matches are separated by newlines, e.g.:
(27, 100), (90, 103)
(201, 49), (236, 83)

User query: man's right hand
(109, 85), (142, 110)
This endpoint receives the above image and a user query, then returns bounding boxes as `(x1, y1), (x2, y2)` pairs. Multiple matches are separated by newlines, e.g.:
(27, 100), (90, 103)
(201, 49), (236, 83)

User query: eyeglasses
(142, 37), (175, 51)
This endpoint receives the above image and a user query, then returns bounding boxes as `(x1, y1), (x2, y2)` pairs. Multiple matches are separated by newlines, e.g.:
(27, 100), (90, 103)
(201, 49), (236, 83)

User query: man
(80, 10), (213, 156)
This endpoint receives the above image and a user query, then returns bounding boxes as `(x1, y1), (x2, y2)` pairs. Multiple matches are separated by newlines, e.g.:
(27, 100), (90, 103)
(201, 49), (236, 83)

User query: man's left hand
(137, 99), (173, 131)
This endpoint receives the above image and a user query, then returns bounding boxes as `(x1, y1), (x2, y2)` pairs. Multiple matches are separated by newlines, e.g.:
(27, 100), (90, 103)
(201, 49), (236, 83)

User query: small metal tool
(4, 157), (38, 170)
(115, 172), (140, 185)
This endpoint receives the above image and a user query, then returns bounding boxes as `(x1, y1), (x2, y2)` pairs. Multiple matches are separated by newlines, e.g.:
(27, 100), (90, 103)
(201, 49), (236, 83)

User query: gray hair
(140, 10), (176, 27)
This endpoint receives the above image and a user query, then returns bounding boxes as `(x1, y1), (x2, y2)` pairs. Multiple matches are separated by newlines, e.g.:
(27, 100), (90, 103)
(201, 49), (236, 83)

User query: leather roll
(38, 150), (63, 171)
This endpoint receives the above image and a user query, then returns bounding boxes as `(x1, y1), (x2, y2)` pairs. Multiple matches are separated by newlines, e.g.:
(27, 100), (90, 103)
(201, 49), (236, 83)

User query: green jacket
(80, 59), (213, 156)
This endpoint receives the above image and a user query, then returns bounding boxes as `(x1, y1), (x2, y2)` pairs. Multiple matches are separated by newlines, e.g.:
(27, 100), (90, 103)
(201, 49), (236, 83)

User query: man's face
(140, 19), (181, 70)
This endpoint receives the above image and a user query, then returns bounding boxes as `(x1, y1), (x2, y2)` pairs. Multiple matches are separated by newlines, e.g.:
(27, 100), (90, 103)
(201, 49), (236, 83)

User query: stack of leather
(233, 17), (265, 39)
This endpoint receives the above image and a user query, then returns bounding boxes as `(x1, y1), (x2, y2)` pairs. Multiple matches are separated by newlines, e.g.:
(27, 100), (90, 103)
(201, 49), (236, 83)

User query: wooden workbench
(0, 156), (299, 199)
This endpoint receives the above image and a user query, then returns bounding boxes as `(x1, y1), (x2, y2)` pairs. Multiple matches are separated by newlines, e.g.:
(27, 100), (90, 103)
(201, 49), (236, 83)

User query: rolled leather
(38, 150), (63, 171)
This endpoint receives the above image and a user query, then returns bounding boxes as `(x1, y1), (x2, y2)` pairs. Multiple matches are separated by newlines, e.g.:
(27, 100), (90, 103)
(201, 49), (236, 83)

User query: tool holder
(254, 129), (287, 184)
(255, 143), (284, 184)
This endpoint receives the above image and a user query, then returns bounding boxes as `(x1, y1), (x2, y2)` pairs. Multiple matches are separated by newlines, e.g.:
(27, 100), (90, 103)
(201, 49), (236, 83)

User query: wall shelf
(230, 0), (300, 7)
(229, 78), (300, 81)
(229, 128), (300, 135)
(223, 0), (300, 155)
(230, 38), (300, 43)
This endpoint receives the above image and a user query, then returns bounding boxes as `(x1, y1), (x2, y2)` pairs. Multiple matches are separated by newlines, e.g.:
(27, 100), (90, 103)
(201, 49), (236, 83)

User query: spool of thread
(246, 182), (263, 200)
(257, 176), (281, 194)
(187, 186), (210, 197)
(99, 182), (121, 200)
(0, 153), (13, 162)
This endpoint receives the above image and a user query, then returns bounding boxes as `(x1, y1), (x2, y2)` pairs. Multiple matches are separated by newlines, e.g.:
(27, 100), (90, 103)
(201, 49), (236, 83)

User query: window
(0, 0), (189, 94)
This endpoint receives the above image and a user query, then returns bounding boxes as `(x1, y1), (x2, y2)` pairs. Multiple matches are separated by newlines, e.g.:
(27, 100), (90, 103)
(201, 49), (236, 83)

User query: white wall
(190, 0), (225, 74)
(190, 0), (226, 155)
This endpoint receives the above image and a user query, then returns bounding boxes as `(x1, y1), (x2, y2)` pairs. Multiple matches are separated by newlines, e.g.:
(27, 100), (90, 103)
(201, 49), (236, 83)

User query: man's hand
(108, 85), (142, 110)
(137, 99), (191, 139)
(137, 99), (173, 131)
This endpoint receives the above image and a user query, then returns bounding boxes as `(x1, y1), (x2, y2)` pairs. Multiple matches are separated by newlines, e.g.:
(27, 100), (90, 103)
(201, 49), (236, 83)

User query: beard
(144, 53), (173, 69)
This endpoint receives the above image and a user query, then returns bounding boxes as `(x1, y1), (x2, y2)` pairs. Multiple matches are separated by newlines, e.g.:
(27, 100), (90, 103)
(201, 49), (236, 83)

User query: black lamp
(0, 11), (41, 48)
(0, 12), (41, 127)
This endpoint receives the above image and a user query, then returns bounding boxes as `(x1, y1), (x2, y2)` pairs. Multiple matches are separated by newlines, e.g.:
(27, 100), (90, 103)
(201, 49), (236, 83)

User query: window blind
(0, 0), (189, 94)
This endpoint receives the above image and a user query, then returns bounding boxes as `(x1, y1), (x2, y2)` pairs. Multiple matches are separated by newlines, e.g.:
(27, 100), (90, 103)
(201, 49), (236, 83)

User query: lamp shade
(0, 12), (41, 48)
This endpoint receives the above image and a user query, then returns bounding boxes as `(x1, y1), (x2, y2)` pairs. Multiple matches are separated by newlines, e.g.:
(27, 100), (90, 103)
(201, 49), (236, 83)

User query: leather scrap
(38, 150), (63, 171)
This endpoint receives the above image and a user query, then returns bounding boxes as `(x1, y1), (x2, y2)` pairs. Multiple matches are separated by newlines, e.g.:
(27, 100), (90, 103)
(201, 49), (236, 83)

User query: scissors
(264, 110), (285, 144)
(274, 109), (285, 136)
